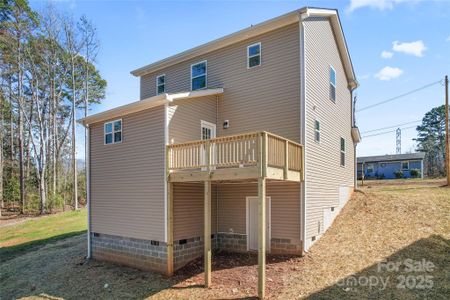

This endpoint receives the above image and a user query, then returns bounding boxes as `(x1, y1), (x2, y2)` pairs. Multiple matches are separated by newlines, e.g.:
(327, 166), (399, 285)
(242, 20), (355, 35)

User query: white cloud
(347, 0), (414, 12)
(392, 40), (427, 57)
(381, 51), (394, 59)
(374, 66), (404, 81)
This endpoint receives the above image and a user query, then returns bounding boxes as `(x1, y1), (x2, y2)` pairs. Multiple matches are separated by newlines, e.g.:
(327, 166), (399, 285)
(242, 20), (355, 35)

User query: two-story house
(79, 7), (360, 298)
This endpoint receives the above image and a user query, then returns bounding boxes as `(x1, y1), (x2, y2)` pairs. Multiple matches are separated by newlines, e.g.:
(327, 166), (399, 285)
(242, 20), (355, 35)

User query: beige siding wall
(168, 96), (217, 144)
(90, 106), (165, 241)
(141, 23), (301, 142)
(217, 182), (301, 244)
(173, 183), (217, 241)
(303, 17), (355, 240)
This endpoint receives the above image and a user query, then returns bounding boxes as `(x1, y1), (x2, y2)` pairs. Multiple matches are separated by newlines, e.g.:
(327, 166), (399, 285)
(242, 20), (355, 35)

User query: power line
(360, 120), (421, 134)
(357, 80), (442, 112)
(362, 125), (417, 138)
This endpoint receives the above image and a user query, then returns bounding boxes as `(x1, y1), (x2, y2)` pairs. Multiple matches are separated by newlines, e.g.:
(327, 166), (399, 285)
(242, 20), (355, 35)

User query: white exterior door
(201, 120), (216, 141)
(201, 121), (216, 169)
(247, 196), (271, 251)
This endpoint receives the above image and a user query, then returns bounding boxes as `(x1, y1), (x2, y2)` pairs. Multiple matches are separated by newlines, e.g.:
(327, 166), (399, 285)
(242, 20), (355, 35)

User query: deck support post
(204, 180), (212, 287)
(258, 177), (266, 299)
(167, 181), (174, 276)
(284, 140), (289, 180)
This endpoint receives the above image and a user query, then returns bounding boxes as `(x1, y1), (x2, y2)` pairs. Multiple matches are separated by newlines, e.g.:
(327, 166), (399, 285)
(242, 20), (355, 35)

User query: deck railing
(167, 132), (304, 180)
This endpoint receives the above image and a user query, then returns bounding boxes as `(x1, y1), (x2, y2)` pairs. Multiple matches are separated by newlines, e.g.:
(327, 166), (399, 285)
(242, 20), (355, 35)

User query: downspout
(164, 103), (169, 243)
(216, 95), (219, 239)
(86, 125), (91, 258)
(299, 11), (308, 253)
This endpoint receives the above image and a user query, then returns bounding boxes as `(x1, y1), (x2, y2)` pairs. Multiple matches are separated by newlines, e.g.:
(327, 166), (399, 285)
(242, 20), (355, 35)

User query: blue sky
(30, 0), (450, 158)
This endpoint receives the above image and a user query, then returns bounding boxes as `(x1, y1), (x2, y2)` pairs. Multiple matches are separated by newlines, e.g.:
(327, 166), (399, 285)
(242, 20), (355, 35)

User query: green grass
(0, 209), (87, 261)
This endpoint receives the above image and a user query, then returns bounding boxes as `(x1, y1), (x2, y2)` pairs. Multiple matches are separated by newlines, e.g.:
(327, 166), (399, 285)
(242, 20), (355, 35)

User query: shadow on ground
(306, 235), (450, 300)
(0, 233), (297, 299)
(0, 230), (86, 262)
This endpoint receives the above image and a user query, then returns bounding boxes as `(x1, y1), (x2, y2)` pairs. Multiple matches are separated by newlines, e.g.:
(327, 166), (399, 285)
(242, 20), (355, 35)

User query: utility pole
(445, 75), (449, 186)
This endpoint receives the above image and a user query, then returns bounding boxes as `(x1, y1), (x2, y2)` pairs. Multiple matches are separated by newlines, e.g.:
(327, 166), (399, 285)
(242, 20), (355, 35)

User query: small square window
(401, 161), (409, 171)
(330, 66), (336, 102)
(104, 119), (122, 145)
(191, 61), (207, 90)
(247, 42), (261, 68)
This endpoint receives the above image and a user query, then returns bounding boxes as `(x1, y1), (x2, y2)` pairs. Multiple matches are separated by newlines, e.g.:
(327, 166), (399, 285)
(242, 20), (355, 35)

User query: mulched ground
(1, 179), (449, 299)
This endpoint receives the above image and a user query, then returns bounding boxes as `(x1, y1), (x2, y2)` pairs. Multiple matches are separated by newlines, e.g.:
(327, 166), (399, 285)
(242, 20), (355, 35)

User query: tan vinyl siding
(303, 17), (355, 239)
(217, 182), (301, 244)
(168, 96), (217, 144)
(173, 183), (217, 241)
(141, 23), (301, 142)
(90, 106), (165, 241)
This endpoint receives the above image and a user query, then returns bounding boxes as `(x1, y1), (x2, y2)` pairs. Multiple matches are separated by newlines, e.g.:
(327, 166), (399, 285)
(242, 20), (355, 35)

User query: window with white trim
(156, 74), (165, 95)
(247, 42), (261, 68)
(340, 137), (345, 166)
(104, 119), (122, 144)
(367, 163), (374, 173)
(401, 161), (409, 171)
(330, 66), (336, 102)
(314, 120), (320, 142)
(191, 61), (207, 90)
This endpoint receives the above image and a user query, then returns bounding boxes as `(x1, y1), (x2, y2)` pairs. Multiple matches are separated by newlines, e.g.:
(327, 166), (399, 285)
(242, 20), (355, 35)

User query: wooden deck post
(257, 132), (267, 299)
(204, 180), (212, 287)
(284, 140), (289, 180)
(258, 177), (266, 299)
(167, 181), (174, 276)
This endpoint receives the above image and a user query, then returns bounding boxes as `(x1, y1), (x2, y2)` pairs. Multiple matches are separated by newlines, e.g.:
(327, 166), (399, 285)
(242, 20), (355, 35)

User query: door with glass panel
(201, 120), (216, 169)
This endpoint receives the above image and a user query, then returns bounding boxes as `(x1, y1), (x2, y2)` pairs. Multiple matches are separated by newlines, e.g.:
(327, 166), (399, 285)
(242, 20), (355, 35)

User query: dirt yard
(1, 179), (449, 299)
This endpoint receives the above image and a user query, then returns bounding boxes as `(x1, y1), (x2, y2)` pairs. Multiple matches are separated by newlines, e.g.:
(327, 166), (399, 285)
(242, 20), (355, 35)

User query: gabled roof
(77, 88), (224, 127)
(357, 153), (425, 164)
(130, 7), (358, 89)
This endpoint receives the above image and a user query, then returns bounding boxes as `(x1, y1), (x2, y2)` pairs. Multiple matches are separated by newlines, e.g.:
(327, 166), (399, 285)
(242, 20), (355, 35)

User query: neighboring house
(79, 7), (360, 298)
(357, 153), (425, 180)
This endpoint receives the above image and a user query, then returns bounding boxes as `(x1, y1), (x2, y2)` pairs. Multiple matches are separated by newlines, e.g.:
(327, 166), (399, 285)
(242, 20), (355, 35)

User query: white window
(401, 161), (409, 171)
(330, 66), (336, 102)
(340, 137), (345, 166)
(367, 163), (374, 173)
(191, 61), (207, 91)
(247, 42), (261, 68)
(314, 120), (320, 142)
(104, 119), (122, 145)
(156, 74), (165, 95)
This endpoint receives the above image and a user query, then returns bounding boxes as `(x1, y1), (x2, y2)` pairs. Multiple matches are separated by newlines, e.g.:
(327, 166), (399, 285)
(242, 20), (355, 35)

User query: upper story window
(191, 61), (207, 90)
(104, 119), (122, 145)
(330, 66), (336, 102)
(340, 137), (345, 166)
(156, 74), (165, 95)
(401, 161), (409, 171)
(247, 42), (261, 68)
(314, 120), (320, 142)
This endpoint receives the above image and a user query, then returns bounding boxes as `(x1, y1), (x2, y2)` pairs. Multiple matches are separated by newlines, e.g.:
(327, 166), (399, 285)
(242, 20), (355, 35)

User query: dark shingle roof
(357, 153), (425, 164)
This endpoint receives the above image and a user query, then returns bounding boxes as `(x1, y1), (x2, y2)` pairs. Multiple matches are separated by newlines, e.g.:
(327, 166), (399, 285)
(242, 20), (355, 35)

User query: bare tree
(63, 16), (82, 210)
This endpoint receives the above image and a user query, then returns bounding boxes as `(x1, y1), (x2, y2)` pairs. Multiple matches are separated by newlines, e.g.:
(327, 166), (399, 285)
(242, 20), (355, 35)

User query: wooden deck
(166, 131), (304, 183)
(165, 131), (304, 299)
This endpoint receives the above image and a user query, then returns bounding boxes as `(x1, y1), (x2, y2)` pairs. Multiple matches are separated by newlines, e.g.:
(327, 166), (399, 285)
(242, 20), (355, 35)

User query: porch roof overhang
(77, 88), (224, 127)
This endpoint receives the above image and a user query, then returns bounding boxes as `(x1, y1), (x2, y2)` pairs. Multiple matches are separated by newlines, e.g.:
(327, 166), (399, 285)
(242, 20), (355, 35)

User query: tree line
(0, 0), (106, 215)
(415, 104), (448, 177)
